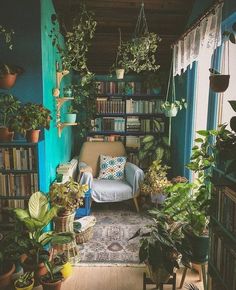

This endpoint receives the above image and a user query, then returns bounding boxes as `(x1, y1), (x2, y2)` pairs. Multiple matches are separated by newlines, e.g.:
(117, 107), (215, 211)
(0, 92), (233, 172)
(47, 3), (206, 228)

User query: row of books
(97, 81), (142, 95)
(127, 117), (165, 133)
(214, 186), (236, 236)
(0, 147), (36, 171)
(210, 230), (236, 289)
(87, 135), (125, 142)
(0, 173), (39, 197)
(126, 99), (163, 114)
(96, 98), (125, 114)
(92, 117), (126, 132)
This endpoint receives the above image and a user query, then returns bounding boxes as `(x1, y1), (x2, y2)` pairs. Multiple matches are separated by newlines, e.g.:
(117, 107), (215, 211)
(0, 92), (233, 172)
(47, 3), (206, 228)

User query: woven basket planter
(54, 211), (75, 233)
(75, 226), (94, 244)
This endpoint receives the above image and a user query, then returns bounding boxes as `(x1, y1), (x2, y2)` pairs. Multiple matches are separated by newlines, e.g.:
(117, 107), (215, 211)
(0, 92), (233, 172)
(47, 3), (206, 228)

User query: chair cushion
(91, 179), (133, 202)
(79, 141), (126, 177)
(98, 155), (127, 180)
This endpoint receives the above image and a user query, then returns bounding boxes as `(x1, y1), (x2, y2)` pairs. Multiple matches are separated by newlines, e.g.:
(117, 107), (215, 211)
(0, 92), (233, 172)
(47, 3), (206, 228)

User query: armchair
(78, 141), (144, 212)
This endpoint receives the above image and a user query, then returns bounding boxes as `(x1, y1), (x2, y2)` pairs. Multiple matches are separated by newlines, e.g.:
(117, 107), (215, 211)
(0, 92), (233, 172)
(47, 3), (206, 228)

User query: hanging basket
(209, 74), (230, 93)
(116, 68), (125, 79)
(163, 107), (178, 118)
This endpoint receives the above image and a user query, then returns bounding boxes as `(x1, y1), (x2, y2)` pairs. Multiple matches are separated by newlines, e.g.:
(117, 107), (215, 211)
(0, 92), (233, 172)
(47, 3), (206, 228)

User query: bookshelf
(208, 168), (236, 290)
(88, 80), (168, 168)
(0, 142), (39, 225)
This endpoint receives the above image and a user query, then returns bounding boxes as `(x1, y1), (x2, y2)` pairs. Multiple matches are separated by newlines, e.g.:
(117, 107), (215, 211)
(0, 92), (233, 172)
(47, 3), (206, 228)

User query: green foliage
(43, 260), (63, 283)
(161, 99), (187, 112)
(15, 272), (34, 288)
(0, 93), (20, 127)
(13, 191), (73, 267)
(141, 160), (171, 196)
(50, 5), (96, 73)
(49, 178), (88, 215)
(139, 120), (170, 168)
(112, 33), (161, 74)
(0, 63), (23, 76)
(129, 210), (183, 274)
(0, 24), (14, 50)
(12, 103), (52, 132)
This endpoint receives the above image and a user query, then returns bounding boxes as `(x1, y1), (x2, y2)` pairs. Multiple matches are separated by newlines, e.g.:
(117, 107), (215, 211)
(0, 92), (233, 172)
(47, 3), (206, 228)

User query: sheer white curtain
(173, 2), (223, 76)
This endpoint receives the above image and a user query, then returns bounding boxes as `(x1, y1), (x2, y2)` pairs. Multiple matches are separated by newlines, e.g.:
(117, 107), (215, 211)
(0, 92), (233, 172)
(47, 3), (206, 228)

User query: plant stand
(143, 272), (176, 290)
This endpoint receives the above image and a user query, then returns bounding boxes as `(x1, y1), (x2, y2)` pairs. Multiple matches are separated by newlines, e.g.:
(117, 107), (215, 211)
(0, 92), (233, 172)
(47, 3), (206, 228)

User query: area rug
(76, 202), (151, 265)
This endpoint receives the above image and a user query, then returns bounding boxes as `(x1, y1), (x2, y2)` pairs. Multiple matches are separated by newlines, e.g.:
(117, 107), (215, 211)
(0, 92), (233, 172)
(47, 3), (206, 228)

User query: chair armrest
(78, 162), (93, 188)
(125, 162), (144, 195)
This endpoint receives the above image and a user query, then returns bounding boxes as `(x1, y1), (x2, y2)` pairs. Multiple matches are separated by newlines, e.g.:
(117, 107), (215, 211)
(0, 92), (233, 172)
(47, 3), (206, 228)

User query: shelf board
(89, 131), (158, 136)
(0, 142), (37, 147)
(0, 196), (30, 200)
(211, 216), (236, 244)
(57, 122), (78, 138)
(0, 169), (37, 174)
(208, 262), (228, 290)
(95, 113), (164, 117)
(55, 97), (74, 110)
(97, 93), (163, 99)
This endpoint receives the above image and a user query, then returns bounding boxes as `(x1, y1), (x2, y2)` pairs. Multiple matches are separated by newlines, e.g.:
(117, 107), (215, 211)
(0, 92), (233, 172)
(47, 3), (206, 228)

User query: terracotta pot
(0, 73), (17, 89)
(26, 129), (40, 143)
(209, 74), (230, 93)
(0, 127), (14, 142)
(41, 279), (62, 290)
(146, 262), (170, 287)
(0, 263), (15, 289)
(116, 68), (125, 80)
(22, 258), (48, 286)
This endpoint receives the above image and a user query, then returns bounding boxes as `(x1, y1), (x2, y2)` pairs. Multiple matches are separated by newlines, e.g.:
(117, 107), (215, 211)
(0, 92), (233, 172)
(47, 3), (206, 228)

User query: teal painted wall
(40, 0), (73, 192)
(0, 0), (73, 192)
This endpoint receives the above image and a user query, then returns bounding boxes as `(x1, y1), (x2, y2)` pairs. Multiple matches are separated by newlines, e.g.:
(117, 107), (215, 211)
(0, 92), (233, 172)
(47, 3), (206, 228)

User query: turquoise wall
(40, 0), (73, 192)
(0, 0), (73, 192)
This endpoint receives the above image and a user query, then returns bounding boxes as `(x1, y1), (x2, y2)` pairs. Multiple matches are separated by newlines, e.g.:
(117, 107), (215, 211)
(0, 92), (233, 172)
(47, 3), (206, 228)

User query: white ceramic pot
(164, 107), (178, 117)
(116, 68), (125, 80)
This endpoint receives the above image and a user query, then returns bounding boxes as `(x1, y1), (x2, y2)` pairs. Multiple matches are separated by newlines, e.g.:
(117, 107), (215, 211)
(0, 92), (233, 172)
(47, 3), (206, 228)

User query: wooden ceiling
(53, 0), (195, 74)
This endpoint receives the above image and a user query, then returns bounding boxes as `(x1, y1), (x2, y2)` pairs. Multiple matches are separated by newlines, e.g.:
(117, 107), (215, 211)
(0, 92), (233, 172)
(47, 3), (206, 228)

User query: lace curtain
(173, 2), (223, 76)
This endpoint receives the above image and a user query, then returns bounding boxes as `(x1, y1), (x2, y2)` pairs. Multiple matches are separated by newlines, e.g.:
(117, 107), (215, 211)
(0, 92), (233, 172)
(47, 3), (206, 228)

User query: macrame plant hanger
(134, 2), (148, 38)
(165, 59), (176, 146)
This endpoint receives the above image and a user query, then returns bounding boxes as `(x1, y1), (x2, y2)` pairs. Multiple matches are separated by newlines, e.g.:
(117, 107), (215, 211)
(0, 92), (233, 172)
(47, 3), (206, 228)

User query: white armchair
(78, 141), (144, 212)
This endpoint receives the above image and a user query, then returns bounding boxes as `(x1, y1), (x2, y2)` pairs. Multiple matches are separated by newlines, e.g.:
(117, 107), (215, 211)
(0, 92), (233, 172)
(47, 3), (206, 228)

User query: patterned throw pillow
(98, 155), (127, 180)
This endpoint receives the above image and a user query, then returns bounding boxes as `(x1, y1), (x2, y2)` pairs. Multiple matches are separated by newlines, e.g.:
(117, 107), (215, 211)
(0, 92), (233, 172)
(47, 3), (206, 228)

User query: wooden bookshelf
(208, 168), (236, 290)
(0, 142), (40, 224)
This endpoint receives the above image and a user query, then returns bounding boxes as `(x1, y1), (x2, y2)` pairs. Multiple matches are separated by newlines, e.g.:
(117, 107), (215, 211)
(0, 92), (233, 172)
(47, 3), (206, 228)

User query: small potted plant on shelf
(14, 272), (34, 290)
(16, 103), (52, 143)
(53, 253), (72, 280)
(161, 99), (187, 118)
(13, 191), (73, 286)
(140, 160), (171, 205)
(49, 178), (88, 232)
(0, 93), (21, 142)
(64, 105), (78, 123)
(129, 211), (183, 288)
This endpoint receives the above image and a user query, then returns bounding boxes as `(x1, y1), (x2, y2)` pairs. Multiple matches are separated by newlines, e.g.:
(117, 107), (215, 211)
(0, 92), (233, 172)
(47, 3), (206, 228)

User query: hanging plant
(111, 3), (161, 75)
(0, 24), (14, 50)
(50, 5), (97, 73)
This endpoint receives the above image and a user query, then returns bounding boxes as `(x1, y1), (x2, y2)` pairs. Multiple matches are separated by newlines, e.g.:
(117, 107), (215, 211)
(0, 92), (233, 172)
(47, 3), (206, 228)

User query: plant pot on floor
(116, 68), (125, 80)
(40, 278), (62, 290)
(209, 74), (230, 93)
(14, 278), (34, 290)
(0, 73), (17, 89)
(0, 127), (14, 142)
(0, 263), (15, 290)
(64, 113), (76, 123)
(26, 129), (40, 143)
(182, 226), (209, 262)
(146, 263), (170, 288)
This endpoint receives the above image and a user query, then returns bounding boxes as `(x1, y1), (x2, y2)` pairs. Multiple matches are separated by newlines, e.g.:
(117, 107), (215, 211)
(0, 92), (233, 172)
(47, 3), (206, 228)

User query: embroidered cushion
(98, 155), (127, 180)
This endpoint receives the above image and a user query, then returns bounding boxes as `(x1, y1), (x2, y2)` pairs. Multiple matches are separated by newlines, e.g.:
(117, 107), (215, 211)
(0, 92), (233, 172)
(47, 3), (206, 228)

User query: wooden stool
(143, 272), (176, 290)
(179, 262), (207, 290)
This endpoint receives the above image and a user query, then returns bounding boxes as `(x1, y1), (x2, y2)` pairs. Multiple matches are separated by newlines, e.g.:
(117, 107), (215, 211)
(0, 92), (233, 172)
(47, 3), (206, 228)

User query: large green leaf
(155, 146), (164, 161)
(29, 191), (48, 219)
(51, 232), (74, 245)
(23, 217), (45, 232)
(14, 208), (30, 221)
(42, 206), (58, 227)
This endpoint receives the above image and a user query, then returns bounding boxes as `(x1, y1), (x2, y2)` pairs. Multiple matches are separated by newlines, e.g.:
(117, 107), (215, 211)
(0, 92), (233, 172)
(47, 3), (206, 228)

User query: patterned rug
(77, 201), (151, 265)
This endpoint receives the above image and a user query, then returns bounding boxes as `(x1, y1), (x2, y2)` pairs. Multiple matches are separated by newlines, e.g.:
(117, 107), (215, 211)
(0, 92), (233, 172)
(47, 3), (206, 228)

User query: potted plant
(13, 191), (73, 286)
(138, 120), (171, 169)
(0, 63), (24, 90)
(129, 211), (183, 288)
(140, 160), (171, 205)
(40, 261), (63, 290)
(209, 68), (230, 93)
(49, 178), (88, 232)
(161, 99), (187, 117)
(14, 272), (34, 290)
(0, 93), (21, 141)
(16, 103), (52, 143)
(64, 105), (78, 123)
(53, 253), (72, 280)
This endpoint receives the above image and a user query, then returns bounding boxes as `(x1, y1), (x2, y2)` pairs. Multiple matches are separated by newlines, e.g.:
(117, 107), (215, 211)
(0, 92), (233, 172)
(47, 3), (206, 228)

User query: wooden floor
(61, 266), (204, 290)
